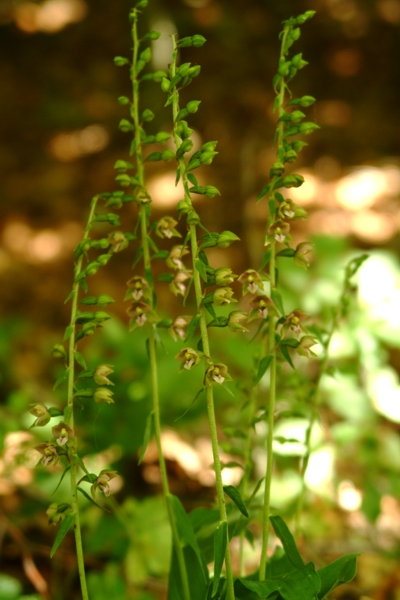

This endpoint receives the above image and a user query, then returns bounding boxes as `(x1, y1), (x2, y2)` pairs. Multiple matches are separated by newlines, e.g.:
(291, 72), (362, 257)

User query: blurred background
(2, 0), (400, 598)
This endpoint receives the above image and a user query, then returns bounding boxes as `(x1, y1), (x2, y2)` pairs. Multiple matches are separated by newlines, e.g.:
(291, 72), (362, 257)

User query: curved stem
(130, 14), (190, 600)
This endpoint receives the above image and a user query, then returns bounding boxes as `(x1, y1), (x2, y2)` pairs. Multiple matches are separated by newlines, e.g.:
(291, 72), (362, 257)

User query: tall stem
(130, 13), (190, 600)
(66, 195), (98, 600)
(170, 38), (235, 600)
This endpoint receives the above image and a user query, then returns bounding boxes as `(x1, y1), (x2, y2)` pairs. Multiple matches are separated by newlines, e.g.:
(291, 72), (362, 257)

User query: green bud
(119, 119), (134, 132)
(290, 28), (301, 41)
(152, 70), (167, 82)
(187, 100), (201, 113)
(204, 185), (220, 198)
(291, 140), (308, 152)
(281, 174), (304, 188)
(52, 344), (67, 360)
(176, 120), (194, 140)
(200, 150), (218, 165)
(82, 321), (97, 336)
(270, 161), (285, 177)
(177, 200), (191, 216)
(161, 77), (171, 93)
(85, 262), (100, 277)
(202, 140), (218, 152)
(188, 65), (201, 77)
(97, 295), (115, 306)
(289, 110), (306, 123)
(136, 0), (148, 7)
(143, 30), (161, 41)
(94, 388), (114, 404)
(187, 211), (200, 225)
(90, 238), (110, 249)
(176, 138), (193, 158)
(161, 149), (176, 161)
(178, 62), (191, 77)
(284, 150), (298, 163)
(141, 108), (155, 122)
(278, 60), (290, 77)
(217, 231), (240, 248)
(298, 122), (320, 135)
(140, 47), (151, 63)
(114, 56), (129, 67)
(94, 311), (112, 323)
(177, 36), (193, 48)
(118, 96), (130, 105)
(114, 159), (134, 172)
(115, 174), (131, 187)
(155, 131), (171, 143)
(97, 254), (112, 266)
(192, 34), (206, 47)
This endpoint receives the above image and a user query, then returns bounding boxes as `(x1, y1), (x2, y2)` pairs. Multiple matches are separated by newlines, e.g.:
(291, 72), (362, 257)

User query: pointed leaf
(260, 248), (271, 271)
(64, 290), (75, 304)
(271, 289), (285, 316)
(195, 258), (207, 282)
(280, 344), (295, 368)
(53, 369), (69, 391)
(138, 411), (154, 465)
(317, 553), (360, 599)
(50, 513), (74, 558)
(77, 486), (110, 511)
(270, 515), (304, 569)
(185, 314), (201, 342)
(254, 355), (273, 386)
(238, 562), (320, 600)
(63, 325), (74, 341)
(223, 485), (249, 517)
(75, 454), (91, 477)
(74, 351), (86, 370)
(212, 520), (227, 597)
(51, 465), (71, 496)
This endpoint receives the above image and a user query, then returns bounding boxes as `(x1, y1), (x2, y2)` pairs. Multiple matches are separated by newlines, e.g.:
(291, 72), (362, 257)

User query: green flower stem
(170, 38), (234, 600)
(259, 26), (289, 580)
(130, 13), (191, 600)
(65, 195), (98, 600)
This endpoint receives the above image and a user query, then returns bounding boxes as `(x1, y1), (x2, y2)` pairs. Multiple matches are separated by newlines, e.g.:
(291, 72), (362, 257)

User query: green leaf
(64, 290), (75, 304)
(74, 453), (90, 477)
(183, 277), (193, 306)
(53, 369), (69, 391)
(270, 515), (304, 569)
(63, 325), (74, 341)
(280, 344), (295, 368)
(271, 289), (285, 315)
(237, 562), (320, 600)
(50, 513), (74, 558)
(63, 405), (72, 423)
(51, 465), (71, 495)
(277, 248), (296, 258)
(317, 554), (360, 599)
(212, 520), (227, 597)
(185, 314), (201, 342)
(256, 183), (271, 202)
(260, 248), (271, 271)
(138, 411), (154, 465)
(74, 351), (86, 370)
(195, 259), (207, 282)
(254, 355), (273, 386)
(187, 173), (198, 186)
(223, 485), (249, 517)
(280, 337), (299, 348)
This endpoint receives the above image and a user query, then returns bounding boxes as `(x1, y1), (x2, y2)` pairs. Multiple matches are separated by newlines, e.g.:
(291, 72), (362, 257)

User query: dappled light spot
(370, 368), (400, 423)
(14, 0), (87, 34)
(49, 125), (109, 162)
(335, 167), (388, 210)
(337, 480), (362, 511)
(317, 100), (351, 127)
(329, 48), (362, 76)
(147, 172), (184, 208)
(29, 230), (62, 262)
(326, 0), (359, 22)
(150, 19), (176, 71)
(351, 210), (395, 242)
(289, 171), (320, 205)
(377, 0), (400, 23)
(305, 445), (335, 498)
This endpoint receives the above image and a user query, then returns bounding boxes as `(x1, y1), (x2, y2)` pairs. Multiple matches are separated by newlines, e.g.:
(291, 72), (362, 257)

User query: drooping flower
(29, 403), (51, 428)
(175, 347), (202, 372)
(46, 502), (71, 526)
(166, 245), (190, 270)
(237, 269), (264, 296)
(93, 387), (114, 404)
(169, 270), (192, 296)
(213, 287), (236, 306)
(215, 267), (237, 286)
(294, 242), (313, 269)
(94, 365), (114, 386)
(168, 315), (192, 342)
(126, 276), (149, 301)
(204, 363), (232, 386)
(281, 310), (309, 337)
(227, 311), (249, 332)
(155, 216), (181, 239)
(248, 295), (275, 321)
(267, 220), (291, 244)
(278, 199), (307, 220)
(36, 443), (60, 467)
(296, 336), (318, 358)
(126, 301), (150, 327)
(108, 231), (129, 253)
(91, 470), (119, 499)
(51, 422), (75, 447)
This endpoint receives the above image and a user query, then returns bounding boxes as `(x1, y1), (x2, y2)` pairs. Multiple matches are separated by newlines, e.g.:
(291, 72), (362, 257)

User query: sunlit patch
(289, 171), (320, 205)
(350, 210), (395, 242)
(317, 100), (351, 127)
(335, 167), (388, 210)
(0, 432), (35, 494)
(337, 480), (362, 511)
(326, 0), (359, 22)
(272, 418), (322, 457)
(377, 0), (400, 23)
(305, 445), (335, 498)
(309, 210), (352, 236)
(357, 253), (400, 329)
(377, 495), (400, 544)
(369, 368), (400, 423)
(29, 230), (62, 261)
(14, 0), (87, 34)
(49, 125), (109, 162)
(329, 48), (361, 76)
(150, 19), (176, 71)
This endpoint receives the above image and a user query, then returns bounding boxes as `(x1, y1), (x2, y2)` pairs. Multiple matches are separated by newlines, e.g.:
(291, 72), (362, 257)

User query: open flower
(169, 270), (192, 296)
(267, 220), (290, 244)
(91, 470), (119, 499)
(282, 310), (309, 336)
(296, 336), (317, 358)
(36, 443), (60, 467)
(168, 315), (192, 342)
(238, 269), (264, 295)
(127, 301), (150, 327)
(29, 403), (51, 428)
(294, 242), (313, 269)
(108, 231), (129, 253)
(52, 422), (75, 447)
(213, 287), (236, 306)
(156, 216), (181, 239)
(204, 363), (232, 386)
(278, 199), (307, 220)
(126, 276), (149, 301)
(46, 502), (71, 526)
(94, 364), (114, 386)
(175, 347), (202, 372)
(249, 295), (275, 321)
(215, 267), (237, 286)
(227, 311), (249, 332)
(166, 245), (190, 270)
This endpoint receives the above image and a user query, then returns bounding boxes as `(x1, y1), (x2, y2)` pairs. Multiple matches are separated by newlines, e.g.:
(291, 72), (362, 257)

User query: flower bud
(187, 100), (201, 114)
(215, 267), (237, 286)
(51, 344), (67, 361)
(192, 34), (206, 47)
(118, 96), (130, 106)
(213, 287), (236, 306)
(296, 336), (317, 358)
(29, 403), (51, 428)
(200, 150), (218, 165)
(140, 47), (151, 63)
(81, 321), (97, 336)
(161, 77), (171, 93)
(141, 108), (154, 122)
(168, 315), (192, 342)
(294, 242), (313, 269)
(187, 211), (200, 225)
(175, 347), (202, 372)
(119, 119), (134, 132)
(217, 231), (240, 248)
(46, 502), (71, 526)
(93, 387), (114, 404)
(177, 200), (191, 217)
(161, 149), (176, 162)
(114, 56), (129, 66)
(91, 470), (119, 498)
(227, 311), (249, 333)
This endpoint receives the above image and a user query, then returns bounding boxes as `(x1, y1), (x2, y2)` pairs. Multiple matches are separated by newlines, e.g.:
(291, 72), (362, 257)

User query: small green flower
(91, 470), (119, 499)
(36, 443), (60, 467)
(175, 347), (202, 372)
(168, 315), (192, 342)
(108, 231), (129, 253)
(51, 344), (67, 361)
(237, 269), (264, 295)
(93, 387), (114, 404)
(94, 365), (114, 386)
(51, 422), (75, 447)
(156, 216), (181, 239)
(227, 311), (249, 332)
(169, 270), (192, 296)
(267, 220), (291, 244)
(296, 336), (317, 358)
(294, 242), (313, 269)
(166, 245), (190, 270)
(215, 267), (237, 286)
(29, 403), (51, 428)
(204, 363), (232, 386)
(213, 287), (236, 306)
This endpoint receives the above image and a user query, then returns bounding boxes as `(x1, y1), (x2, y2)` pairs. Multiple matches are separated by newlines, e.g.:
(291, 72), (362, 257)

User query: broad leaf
(317, 553), (359, 599)
(223, 485), (249, 518)
(238, 562), (320, 600)
(212, 521), (227, 597)
(50, 514), (74, 558)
